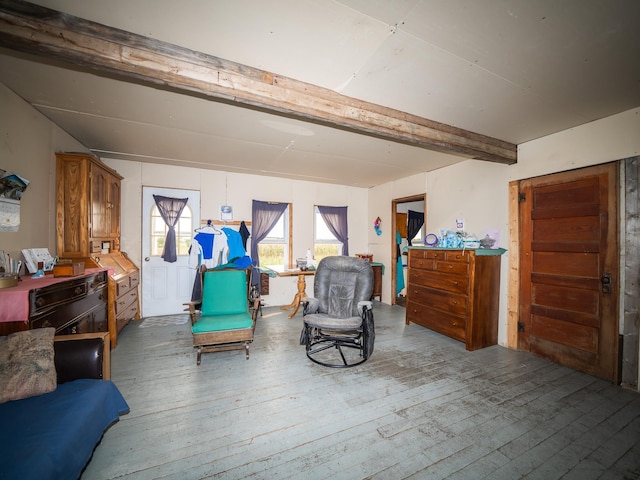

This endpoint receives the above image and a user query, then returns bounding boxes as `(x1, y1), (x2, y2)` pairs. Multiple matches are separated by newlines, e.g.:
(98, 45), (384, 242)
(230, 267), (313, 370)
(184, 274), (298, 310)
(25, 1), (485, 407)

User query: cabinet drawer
(410, 257), (435, 270)
(409, 249), (446, 261)
(407, 284), (468, 317)
(445, 250), (470, 263)
(29, 273), (105, 316)
(31, 289), (107, 332)
(408, 269), (468, 295)
(406, 303), (466, 342)
(116, 302), (138, 322)
(115, 273), (138, 297)
(90, 241), (102, 254)
(129, 271), (139, 288)
(115, 289), (138, 315)
(433, 261), (469, 275)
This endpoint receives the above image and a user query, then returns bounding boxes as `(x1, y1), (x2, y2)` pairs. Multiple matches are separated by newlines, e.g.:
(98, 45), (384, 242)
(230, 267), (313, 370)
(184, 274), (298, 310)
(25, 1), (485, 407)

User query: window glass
(258, 206), (290, 267)
(314, 207), (340, 262)
(411, 226), (423, 245)
(150, 204), (193, 256)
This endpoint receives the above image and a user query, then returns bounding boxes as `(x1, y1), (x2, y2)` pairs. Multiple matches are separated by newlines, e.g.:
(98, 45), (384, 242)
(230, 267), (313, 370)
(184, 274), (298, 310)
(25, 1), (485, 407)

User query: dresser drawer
(445, 250), (470, 263)
(410, 257), (434, 270)
(115, 289), (138, 315)
(408, 269), (468, 295)
(115, 272), (138, 297)
(116, 301), (138, 322)
(408, 284), (468, 317)
(409, 249), (446, 261)
(406, 303), (466, 342)
(433, 261), (469, 275)
(31, 288), (107, 332)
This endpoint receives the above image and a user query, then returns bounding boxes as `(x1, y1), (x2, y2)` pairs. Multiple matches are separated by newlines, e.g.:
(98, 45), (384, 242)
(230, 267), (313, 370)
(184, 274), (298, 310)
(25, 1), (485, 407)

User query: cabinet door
(108, 175), (121, 240)
(56, 155), (90, 257)
(90, 164), (110, 239)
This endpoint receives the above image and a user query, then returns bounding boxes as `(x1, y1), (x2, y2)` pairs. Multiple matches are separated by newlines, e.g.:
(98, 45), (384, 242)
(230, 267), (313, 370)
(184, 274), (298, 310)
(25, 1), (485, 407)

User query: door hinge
(517, 321), (525, 332)
(518, 193), (526, 203)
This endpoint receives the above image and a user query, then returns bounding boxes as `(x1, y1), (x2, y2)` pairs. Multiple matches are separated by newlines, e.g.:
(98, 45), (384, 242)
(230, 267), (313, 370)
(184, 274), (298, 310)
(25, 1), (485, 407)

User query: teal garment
(396, 231), (405, 295)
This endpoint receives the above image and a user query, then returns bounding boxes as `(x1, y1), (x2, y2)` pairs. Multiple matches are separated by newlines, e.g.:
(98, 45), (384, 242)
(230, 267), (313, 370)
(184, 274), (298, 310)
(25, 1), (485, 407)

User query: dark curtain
(251, 200), (288, 287)
(153, 195), (188, 263)
(317, 205), (349, 256)
(407, 210), (424, 246)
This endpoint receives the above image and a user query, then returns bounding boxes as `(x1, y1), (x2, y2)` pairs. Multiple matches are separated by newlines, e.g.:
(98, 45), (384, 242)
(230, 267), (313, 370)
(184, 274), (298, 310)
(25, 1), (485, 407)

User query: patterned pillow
(0, 328), (57, 404)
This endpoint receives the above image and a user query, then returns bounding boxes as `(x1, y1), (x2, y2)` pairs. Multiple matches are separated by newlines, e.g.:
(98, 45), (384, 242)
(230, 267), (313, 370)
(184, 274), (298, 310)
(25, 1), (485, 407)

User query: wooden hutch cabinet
(56, 152), (139, 347)
(56, 152), (122, 257)
(405, 247), (503, 351)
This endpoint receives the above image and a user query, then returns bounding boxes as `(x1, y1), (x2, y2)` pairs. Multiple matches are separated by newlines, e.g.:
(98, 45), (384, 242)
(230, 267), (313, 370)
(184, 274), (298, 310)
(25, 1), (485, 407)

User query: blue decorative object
(374, 216), (382, 236)
(424, 233), (439, 246)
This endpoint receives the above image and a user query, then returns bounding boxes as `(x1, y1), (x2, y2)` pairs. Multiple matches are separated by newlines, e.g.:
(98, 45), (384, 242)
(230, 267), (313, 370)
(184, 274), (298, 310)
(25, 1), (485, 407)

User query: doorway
(391, 194), (426, 306)
(141, 187), (200, 317)
(518, 162), (619, 382)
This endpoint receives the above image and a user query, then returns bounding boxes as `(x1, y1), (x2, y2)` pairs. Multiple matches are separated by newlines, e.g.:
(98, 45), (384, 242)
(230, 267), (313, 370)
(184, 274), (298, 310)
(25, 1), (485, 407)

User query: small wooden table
(271, 266), (316, 318)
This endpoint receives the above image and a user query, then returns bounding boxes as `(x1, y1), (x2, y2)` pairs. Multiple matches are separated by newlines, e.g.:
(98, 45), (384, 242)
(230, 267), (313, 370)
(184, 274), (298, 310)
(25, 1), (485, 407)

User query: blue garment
(222, 227), (246, 261)
(396, 231), (405, 295)
(194, 232), (214, 260)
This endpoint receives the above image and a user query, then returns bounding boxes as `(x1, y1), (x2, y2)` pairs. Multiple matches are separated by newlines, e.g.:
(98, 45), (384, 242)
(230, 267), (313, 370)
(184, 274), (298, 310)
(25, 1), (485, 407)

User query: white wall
(0, 84), (89, 263)
(370, 107), (640, 347)
(102, 158), (369, 309)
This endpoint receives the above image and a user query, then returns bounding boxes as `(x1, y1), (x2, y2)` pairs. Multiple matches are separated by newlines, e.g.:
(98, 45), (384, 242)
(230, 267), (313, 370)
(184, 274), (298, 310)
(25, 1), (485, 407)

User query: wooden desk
(271, 266), (315, 318)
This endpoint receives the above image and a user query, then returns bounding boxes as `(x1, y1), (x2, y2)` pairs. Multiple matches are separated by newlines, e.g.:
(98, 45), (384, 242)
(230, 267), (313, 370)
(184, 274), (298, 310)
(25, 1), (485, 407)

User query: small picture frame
(220, 205), (233, 221)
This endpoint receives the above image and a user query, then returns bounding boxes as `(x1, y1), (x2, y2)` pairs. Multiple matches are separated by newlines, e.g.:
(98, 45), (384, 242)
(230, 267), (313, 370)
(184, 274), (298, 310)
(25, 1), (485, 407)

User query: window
(411, 226), (423, 245)
(314, 206), (341, 262)
(150, 204), (193, 256)
(257, 204), (290, 268)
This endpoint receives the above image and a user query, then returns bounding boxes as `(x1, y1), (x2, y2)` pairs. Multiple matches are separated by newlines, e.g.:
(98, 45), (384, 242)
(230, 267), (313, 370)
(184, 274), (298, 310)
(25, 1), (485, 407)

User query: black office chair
(300, 256), (374, 368)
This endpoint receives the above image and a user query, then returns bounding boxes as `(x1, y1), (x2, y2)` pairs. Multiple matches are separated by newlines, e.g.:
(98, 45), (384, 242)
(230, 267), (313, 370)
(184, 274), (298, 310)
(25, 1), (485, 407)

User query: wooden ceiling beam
(0, 1), (517, 164)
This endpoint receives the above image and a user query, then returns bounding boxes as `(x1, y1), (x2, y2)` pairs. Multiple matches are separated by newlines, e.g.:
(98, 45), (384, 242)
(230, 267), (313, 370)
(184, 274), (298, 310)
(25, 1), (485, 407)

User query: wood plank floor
(83, 304), (640, 479)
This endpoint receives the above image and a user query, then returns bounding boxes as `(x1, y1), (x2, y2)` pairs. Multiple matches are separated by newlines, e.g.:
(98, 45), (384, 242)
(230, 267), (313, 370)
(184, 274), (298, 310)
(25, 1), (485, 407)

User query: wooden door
(519, 163), (619, 381)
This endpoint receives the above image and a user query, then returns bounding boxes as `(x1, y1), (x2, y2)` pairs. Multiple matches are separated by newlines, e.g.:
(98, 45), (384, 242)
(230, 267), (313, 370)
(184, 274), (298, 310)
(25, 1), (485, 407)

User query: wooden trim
(391, 194), (426, 305)
(288, 204), (293, 269)
(506, 181), (519, 349)
(0, 1), (517, 165)
(201, 219), (251, 226)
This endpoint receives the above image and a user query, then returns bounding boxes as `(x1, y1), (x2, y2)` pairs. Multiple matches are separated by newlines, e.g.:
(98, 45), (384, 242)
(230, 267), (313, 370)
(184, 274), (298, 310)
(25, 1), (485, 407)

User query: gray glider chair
(300, 256), (375, 368)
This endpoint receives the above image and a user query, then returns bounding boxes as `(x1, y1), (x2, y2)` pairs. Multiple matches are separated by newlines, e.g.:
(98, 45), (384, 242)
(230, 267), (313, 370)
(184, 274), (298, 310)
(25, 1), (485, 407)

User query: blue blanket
(0, 379), (129, 480)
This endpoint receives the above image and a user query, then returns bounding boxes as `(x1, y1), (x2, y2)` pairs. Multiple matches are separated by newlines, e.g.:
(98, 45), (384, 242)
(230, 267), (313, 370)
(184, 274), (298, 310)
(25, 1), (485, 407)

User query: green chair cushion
(192, 313), (253, 333)
(201, 269), (248, 316)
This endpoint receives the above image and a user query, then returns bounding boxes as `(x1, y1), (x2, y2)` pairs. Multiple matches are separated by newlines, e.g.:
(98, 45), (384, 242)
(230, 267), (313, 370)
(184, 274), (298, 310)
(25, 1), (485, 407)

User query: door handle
(144, 257), (150, 262)
(601, 273), (612, 294)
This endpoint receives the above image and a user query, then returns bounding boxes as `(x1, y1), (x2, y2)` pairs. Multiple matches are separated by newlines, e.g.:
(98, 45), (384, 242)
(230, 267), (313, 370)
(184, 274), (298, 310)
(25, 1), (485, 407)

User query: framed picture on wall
(220, 204), (233, 221)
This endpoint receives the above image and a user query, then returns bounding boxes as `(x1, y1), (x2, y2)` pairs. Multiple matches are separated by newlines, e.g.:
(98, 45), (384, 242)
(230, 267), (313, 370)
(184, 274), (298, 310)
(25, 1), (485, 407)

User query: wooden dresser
(91, 252), (140, 348)
(371, 263), (383, 301)
(56, 152), (139, 347)
(405, 248), (503, 350)
(0, 269), (109, 336)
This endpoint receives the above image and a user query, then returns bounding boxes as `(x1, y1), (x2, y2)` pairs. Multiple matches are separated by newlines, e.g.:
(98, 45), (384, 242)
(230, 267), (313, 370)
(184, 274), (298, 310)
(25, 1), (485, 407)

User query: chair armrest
(183, 300), (201, 324)
(357, 301), (373, 313)
(302, 297), (320, 315)
(54, 332), (110, 382)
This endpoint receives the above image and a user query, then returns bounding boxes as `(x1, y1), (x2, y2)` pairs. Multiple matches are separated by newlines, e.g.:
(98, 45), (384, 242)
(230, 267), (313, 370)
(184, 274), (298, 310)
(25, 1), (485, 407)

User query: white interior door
(141, 187), (200, 317)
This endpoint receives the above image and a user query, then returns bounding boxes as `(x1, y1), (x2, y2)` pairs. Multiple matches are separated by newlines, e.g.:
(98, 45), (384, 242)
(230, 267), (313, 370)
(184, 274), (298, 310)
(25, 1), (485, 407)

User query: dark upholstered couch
(0, 332), (129, 480)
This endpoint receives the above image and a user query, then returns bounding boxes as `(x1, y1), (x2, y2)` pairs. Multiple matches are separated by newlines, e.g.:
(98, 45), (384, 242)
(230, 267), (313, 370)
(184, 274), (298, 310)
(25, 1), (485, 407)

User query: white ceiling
(1, 0), (639, 187)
